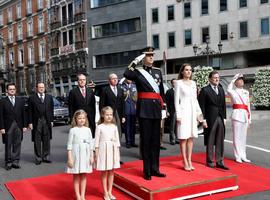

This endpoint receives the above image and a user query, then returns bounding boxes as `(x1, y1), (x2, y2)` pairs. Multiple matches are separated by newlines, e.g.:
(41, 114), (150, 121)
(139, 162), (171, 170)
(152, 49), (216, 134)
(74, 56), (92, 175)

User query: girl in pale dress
(67, 110), (94, 200)
(95, 106), (120, 200)
(174, 64), (203, 171)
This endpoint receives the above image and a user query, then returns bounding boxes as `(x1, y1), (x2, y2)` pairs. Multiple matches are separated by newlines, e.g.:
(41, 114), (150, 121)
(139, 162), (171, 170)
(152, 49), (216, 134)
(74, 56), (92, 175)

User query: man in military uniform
(124, 46), (166, 180)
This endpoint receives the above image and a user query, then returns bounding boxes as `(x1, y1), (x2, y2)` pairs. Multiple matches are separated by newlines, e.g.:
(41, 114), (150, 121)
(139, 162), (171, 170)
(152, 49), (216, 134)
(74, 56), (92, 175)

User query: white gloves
(133, 54), (145, 65)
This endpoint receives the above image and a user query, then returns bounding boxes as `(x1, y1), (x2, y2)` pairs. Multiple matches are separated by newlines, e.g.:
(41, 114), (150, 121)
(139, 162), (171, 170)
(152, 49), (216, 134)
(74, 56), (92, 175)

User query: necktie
(40, 93), (44, 103)
(113, 87), (117, 96)
(10, 96), (15, 106)
(81, 88), (86, 98)
(214, 86), (219, 95)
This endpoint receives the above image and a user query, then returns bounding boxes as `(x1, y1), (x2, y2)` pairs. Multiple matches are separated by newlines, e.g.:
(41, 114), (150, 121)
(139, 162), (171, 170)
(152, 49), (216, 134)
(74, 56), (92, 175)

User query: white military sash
(137, 68), (160, 93)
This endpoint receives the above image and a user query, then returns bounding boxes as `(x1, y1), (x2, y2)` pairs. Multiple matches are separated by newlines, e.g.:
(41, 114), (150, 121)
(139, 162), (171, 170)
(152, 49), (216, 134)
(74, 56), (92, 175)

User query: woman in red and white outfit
(227, 73), (251, 163)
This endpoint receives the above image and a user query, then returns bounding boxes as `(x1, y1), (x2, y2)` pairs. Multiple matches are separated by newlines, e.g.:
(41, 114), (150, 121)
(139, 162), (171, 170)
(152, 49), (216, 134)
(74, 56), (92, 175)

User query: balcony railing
(50, 21), (61, 30)
(75, 41), (86, 50)
(51, 48), (59, 56)
(74, 12), (86, 23)
(16, 34), (23, 42)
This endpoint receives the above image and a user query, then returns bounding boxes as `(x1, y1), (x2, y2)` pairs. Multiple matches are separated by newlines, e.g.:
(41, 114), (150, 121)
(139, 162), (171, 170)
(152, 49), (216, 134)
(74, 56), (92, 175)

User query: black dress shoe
(160, 146), (167, 150)
(151, 171), (166, 177)
(42, 159), (52, 163)
(143, 174), (151, 180)
(216, 163), (229, 170)
(207, 162), (215, 168)
(5, 165), (12, 171)
(120, 161), (124, 165)
(12, 163), (21, 169)
(126, 144), (131, 149)
(170, 142), (175, 145)
(131, 144), (138, 147)
(35, 160), (42, 165)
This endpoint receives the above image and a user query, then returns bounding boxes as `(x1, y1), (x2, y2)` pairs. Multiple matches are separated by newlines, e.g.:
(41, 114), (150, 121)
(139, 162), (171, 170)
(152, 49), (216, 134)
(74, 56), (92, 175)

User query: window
(27, 0), (32, 14)
(95, 50), (141, 68)
(93, 18), (141, 38)
(202, 27), (209, 43)
(184, 2), (191, 18)
(9, 50), (14, 64)
(27, 18), (33, 37)
(38, 14), (44, 33)
(37, 0), (43, 10)
(240, 21), (248, 38)
(152, 8), (158, 23)
(8, 27), (13, 43)
(18, 47), (24, 65)
(168, 32), (175, 48)
(220, 24), (228, 40)
(152, 34), (159, 49)
(260, 0), (269, 4)
(17, 23), (23, 40)
(63, 31), (67, 46)
(39, 41), (46, 61)
(239, 0), (247, 8)
(184, 29), (192, 45)
(167, 5), (174, 21)
(261, 17), (269, 35)
(8, 7), (12, 22)
(201, 0), (208, 15)
(16, 3), (21, 19)
(28, 44), (34, 64)
(0, 12), (3, 26)
(220, 0), (227, 12)
(69, 30), (73, 44)
(90, 0), (129, 8)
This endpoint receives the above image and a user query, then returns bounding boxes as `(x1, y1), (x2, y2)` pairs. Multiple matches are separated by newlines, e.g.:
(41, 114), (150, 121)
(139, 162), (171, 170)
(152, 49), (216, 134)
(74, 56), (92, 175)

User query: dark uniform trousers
(34, 117), (50, 161)
(5, 121), (22, 165)
(139, 118), (161, 176)
(206, 116), (225, 164)
(125, 114), (136, 145)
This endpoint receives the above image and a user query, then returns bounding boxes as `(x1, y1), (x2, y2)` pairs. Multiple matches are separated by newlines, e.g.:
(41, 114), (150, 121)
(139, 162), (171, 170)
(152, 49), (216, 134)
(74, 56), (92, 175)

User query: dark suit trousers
(169, 113), (177, 143)
(124, 114), (136, 145)
(34, 117), (50, 161)
(139, 118), (161, 176)
(206, 116), (225, 163)
(5, 121), (22, 165)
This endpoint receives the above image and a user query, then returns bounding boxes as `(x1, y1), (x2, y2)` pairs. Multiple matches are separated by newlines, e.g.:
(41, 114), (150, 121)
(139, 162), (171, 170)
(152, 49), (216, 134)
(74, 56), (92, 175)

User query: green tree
(192, 66), (214, 91)
(252, 68), (270, 109)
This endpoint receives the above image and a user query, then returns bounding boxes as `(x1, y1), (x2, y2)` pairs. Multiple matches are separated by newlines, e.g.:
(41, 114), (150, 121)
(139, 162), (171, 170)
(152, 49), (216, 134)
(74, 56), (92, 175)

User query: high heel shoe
(184, 166), (191, 171)
(109, 194), (116, 200)
(190, 166), (195, 170)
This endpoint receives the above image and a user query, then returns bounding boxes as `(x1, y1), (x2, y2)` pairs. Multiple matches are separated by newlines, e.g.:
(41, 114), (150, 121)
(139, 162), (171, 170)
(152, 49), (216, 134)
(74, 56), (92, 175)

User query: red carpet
(5, 153), (270, 200)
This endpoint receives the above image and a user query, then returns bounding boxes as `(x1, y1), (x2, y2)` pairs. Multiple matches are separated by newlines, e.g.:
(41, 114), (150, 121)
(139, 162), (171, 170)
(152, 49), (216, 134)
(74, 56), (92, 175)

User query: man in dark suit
(165, 78), (178, 145)
(99, 73), (125, 138)
(124, 46), (166, 180)
(28, 82), (54, 165)
(0, 83), (27, 170)
(68, 73), (96, 136)
(198, 71), (229, 170)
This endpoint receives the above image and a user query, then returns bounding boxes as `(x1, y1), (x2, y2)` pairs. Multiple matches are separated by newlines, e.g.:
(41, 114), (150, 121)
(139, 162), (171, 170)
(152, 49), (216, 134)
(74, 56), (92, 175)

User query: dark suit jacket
(198, 84), (226, 145)
(28, 93), (54, 141)
(0, 96), (27, 144)
(165, 88), (175, 115)
(99, 85), (125, 119)
(124, 65), (165, 119)
(68, 86), (96, 134)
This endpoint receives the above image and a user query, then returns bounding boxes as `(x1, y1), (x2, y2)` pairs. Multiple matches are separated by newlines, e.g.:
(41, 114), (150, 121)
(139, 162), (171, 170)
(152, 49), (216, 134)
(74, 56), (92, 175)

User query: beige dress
(95, 123), (121, 171)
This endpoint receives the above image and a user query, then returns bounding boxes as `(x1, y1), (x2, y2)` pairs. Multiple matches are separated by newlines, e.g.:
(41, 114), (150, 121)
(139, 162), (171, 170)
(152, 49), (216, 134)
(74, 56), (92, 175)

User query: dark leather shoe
(175, 141), (179, 144)
(126, 144), (131, 148)
(42, 159), (52, 163)
(35, 160), (42, 165)
(152, 171), (166, 177)
(216, 162), (229, 170)
(207, 162), (215, 168)
(5, 165), (12, 171)
(143, 174), (151, 180)
(12, 163), (21, 169)
(120, 161), (124, 165)
(170, 141), (175, 145)
(131, 144), (138, 147)
(160, 146), (167, 150)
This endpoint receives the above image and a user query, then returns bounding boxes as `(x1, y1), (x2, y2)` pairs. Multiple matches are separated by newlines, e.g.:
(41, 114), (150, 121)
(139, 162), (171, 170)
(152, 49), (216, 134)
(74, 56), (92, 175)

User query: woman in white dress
(174, 64), (203, 171)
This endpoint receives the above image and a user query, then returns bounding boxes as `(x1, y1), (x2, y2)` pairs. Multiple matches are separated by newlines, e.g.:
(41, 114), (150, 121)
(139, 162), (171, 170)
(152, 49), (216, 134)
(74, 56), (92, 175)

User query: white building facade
(146, 0), (270, 83)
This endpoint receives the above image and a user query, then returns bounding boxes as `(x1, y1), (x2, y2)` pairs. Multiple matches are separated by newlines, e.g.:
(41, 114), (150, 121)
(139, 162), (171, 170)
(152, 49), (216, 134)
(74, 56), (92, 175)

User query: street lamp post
(193, 36), (223, 68)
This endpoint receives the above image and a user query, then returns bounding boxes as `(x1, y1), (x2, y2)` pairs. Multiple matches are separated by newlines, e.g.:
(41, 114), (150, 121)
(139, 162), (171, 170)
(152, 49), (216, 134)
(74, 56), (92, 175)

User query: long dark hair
(177, 63), (192, 80)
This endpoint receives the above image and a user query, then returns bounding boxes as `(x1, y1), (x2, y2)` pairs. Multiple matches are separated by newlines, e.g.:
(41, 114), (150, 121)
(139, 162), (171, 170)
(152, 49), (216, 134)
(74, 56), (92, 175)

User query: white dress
(95, 124), (120, 171)
(66, 127), (93, 174)
(174, 80), (202, 139)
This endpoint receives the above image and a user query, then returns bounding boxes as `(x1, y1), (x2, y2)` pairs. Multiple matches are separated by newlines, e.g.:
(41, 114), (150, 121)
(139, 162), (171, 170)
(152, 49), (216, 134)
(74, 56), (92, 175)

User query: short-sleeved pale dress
(95, 124), (120, 171)
(66, 127), (94, 174)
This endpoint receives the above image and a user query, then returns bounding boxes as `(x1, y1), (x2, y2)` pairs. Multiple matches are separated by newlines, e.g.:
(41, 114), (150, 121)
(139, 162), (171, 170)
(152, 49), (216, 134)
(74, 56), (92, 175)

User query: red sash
(233, 104), (250, 119)
(138, 92), (164, 107)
